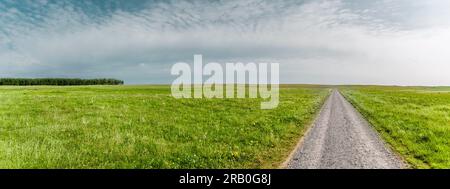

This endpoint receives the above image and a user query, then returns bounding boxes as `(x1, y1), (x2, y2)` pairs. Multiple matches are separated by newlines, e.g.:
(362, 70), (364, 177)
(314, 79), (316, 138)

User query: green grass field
(0, 85), (329, 168)
(341, 86), (450, 168)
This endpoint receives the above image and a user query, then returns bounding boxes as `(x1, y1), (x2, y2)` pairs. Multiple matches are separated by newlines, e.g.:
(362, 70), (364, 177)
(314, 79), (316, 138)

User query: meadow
(0, 85), (329, 168)
(341, 86), (450, 168)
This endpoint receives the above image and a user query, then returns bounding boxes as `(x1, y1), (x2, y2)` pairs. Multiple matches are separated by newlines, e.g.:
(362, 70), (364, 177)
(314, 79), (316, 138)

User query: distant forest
(0, 78), (124, 85)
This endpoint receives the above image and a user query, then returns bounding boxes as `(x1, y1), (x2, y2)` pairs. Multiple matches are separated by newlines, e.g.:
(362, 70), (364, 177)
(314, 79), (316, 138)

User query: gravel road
(287, 89), (405, 169)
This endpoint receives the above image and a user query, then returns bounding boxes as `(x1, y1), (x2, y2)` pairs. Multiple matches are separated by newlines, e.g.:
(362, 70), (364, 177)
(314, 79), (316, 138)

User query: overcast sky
(0, 0), (449, 85)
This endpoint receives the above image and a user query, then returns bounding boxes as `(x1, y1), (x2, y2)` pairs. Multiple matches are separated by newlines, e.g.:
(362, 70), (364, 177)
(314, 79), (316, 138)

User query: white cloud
(0, 0), (449, 85)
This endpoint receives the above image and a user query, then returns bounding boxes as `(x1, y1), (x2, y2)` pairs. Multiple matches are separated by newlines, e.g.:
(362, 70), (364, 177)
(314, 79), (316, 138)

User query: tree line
(0, 78), (124, 85)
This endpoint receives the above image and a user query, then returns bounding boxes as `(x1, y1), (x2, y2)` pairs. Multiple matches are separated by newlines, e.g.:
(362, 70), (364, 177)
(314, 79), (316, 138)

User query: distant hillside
(0, 78), (124, 85)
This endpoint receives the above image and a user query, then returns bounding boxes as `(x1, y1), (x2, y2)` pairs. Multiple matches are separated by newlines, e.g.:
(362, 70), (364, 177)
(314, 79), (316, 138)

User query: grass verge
(341, 86), (450, 168)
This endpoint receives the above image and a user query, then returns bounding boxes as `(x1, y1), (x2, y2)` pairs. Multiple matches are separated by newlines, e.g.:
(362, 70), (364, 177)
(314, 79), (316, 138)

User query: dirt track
(287, 89), (405, 169)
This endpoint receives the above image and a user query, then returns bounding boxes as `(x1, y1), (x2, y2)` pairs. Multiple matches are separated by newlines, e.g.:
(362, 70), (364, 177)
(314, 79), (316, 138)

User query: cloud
(0, 0), (449, 85)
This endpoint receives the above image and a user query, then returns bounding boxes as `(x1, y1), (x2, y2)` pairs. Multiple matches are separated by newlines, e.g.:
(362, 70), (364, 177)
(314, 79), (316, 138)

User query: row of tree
(0, 78), (124, 85)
